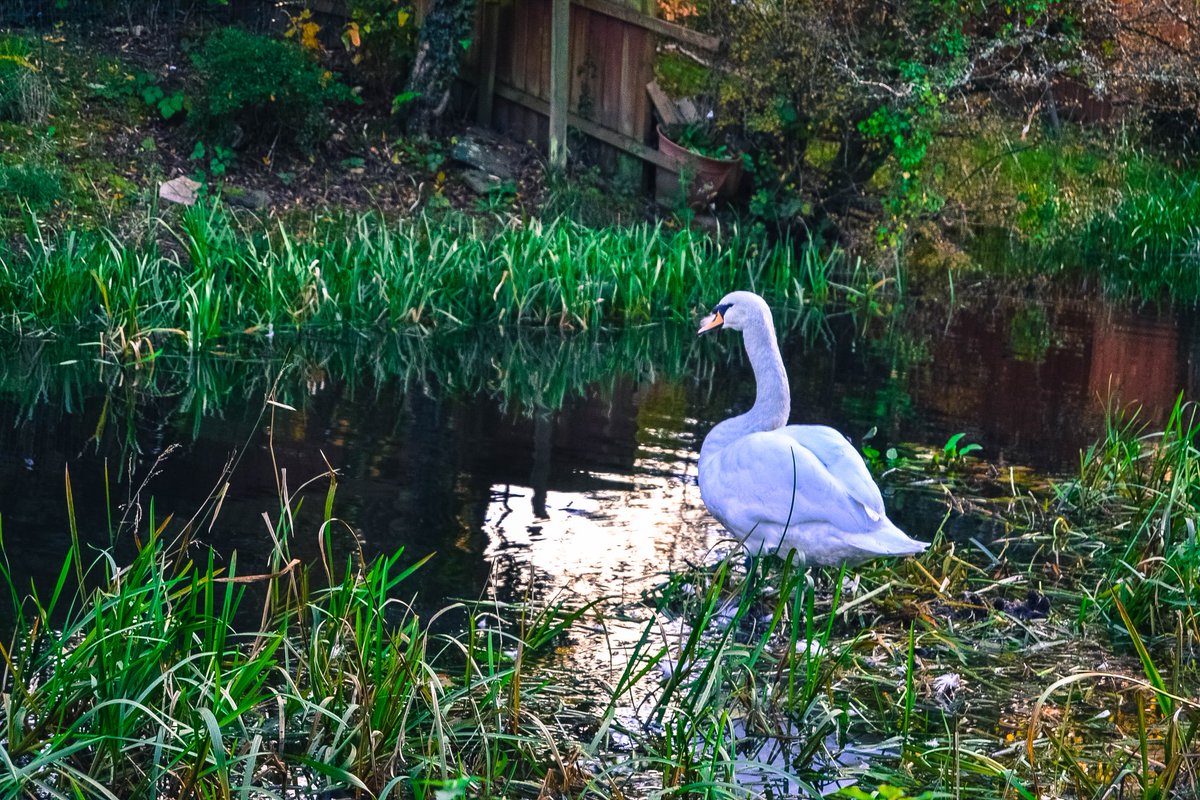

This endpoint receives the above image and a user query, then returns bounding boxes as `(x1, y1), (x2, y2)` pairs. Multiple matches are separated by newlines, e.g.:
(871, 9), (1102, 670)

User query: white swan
(697, 291), (927, 565)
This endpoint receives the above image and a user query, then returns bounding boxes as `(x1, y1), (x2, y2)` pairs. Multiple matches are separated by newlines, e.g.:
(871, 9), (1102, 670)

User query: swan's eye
(713, 303), (732, 315)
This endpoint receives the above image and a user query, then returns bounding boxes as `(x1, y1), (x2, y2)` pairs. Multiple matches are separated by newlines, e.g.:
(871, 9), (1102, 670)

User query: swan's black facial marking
(697, 301), (732, 335)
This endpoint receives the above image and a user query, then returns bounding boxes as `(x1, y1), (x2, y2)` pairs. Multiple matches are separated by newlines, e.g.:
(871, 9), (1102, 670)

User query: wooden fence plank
(540, 0), (552, 99)
(531, 0), (546, 100)
(493, 83), (681, 171)
(510, 0), (528, 94)
(548, 0), (570, 166)
(617, 25), (634, 137)
(476, 0), (501, 124)
(646, 80), (682, 126)
(599, 14), (619, 127)
(572, 0), (720, 52)
(481, 0), (719, 175)
(569, 5), (589, 114)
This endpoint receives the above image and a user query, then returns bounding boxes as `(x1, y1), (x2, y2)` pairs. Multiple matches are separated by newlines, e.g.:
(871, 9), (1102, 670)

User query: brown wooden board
(479, 0), (713, 173)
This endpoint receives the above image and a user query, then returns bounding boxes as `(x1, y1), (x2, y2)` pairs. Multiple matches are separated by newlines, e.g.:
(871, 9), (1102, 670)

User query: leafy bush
(710, 0), (1163, 239)
(188, 27), (355, 151)
(342, 0), (419, 95)
(135, 72), (187, 120)
(0, 35), (55, 124)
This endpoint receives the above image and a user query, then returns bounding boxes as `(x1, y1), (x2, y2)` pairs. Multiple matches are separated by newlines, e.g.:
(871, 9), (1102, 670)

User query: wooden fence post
(476, 0), (501, 125)
(548, 0), (570, 168)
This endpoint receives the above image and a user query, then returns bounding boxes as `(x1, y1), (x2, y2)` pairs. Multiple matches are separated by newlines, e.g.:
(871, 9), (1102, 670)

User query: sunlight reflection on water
(478, 415), (724, 678)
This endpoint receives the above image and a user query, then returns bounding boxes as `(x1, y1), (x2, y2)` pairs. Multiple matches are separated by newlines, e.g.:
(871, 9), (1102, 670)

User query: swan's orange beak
(697, 310), (724, 335)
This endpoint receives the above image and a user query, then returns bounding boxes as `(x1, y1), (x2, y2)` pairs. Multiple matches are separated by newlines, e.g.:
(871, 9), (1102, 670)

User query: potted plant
(656, 121), (742, 208)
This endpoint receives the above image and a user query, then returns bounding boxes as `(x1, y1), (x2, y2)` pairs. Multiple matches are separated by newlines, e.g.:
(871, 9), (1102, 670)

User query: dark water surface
(1, 298), (1196, 609)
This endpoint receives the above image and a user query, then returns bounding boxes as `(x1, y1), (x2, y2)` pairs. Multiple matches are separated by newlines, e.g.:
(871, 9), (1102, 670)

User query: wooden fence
(468, 0), (719, 176)
(313, 0), (718, 182)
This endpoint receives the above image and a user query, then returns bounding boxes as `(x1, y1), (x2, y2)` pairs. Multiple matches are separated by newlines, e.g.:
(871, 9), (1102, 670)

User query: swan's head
(697, 291), (770, 335)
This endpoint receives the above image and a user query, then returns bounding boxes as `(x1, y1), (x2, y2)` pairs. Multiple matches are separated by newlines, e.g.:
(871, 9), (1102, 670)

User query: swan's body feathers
(778, 425), (886, 521)
(701, 431), (873, 540)
(697, 291), (928, 565)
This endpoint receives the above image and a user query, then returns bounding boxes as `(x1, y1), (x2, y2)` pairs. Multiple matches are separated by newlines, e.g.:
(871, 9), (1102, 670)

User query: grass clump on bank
(1071, 162), (1200, 300)
(928, 128), (1200, 302)
(0, 467), (589, 798)
(0, 202), (852, 352)
(1062, 396), (1200, 642)
(0, 34), (54, 124)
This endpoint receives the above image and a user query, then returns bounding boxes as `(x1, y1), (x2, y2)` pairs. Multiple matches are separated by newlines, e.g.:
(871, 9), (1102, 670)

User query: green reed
(5, 528), (845, 797)
(1001, 157), (1200, 303)
(9, 399), (1200, 798)
(1075, 165), (1200, 301)
(2, 473), (840, 799)
(0, 460), (589, 798)
(1060, 395), (1200, 639)
(582, 555), (853, 798)
(0, 203), (848, 351)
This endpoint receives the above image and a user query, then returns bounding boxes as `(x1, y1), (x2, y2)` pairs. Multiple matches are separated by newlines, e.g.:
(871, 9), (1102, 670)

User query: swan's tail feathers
(855, 520), (929, 557)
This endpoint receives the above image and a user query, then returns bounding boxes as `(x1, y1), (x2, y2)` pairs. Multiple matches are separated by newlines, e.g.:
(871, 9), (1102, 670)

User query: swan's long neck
(701, 307), (790, 460)
(742, 318), (790, 429)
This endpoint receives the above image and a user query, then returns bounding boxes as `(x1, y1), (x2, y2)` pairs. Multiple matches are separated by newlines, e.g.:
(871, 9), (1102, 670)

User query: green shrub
(189, 27), (355, 151)
(0, 35), (55, 124)
(343, 0), (419, 95)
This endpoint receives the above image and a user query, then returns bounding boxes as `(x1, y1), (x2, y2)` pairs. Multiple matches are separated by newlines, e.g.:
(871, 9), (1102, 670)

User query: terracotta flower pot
(655, 124), (742, 208)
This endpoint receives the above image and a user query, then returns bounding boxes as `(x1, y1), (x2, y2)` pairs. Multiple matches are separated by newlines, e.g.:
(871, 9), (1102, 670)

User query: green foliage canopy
(716, 0), (1200, 238)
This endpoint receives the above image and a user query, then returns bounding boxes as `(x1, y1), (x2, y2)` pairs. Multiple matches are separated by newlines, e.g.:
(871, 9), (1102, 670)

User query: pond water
(2, 297), (1193, 601)
(0, 296), (1195, 792)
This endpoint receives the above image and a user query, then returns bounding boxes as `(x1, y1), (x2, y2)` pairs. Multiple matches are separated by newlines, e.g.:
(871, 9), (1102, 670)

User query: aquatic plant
(982, 151), (1200, 304)
(1062, 395), (1200, 641)
(0, 467), (855, 799)
(6, 318), (1200, 799)
(0, 464), (591, 798)
(1073, 164), (1200, 300)
(1022, 618), (1200, 800)
(5, 391), (1200, 798)
(0, 203), (859, 348)
(615, 556), (853, 796)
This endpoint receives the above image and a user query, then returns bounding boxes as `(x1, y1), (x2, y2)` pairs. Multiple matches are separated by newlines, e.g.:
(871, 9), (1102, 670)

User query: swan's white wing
(700, 431), (877, 538)
(778, 425), (885, 521)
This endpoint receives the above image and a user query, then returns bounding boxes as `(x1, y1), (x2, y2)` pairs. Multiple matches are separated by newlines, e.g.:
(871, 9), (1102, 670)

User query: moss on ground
(0, 36), (157, 230)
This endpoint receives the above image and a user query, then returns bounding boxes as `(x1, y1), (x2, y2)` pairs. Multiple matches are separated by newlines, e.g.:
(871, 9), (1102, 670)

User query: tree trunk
(820, 122), (887, 220)
(403, 0), (478, 136)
